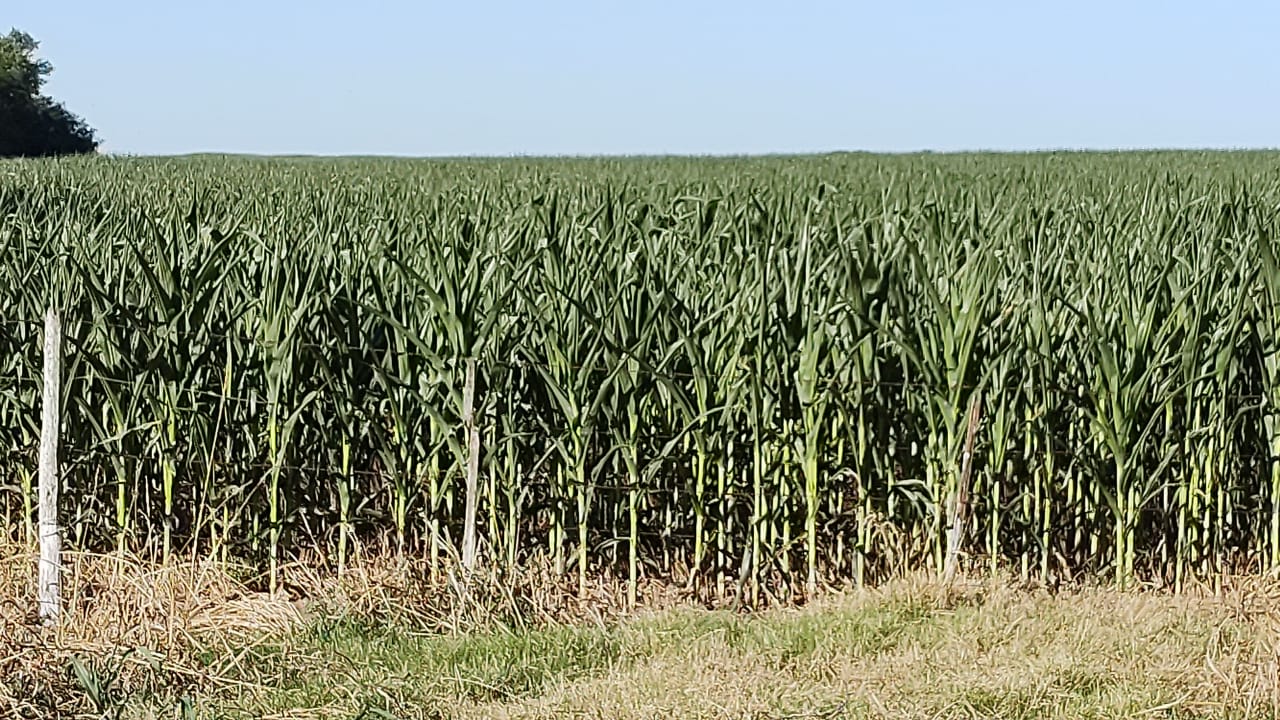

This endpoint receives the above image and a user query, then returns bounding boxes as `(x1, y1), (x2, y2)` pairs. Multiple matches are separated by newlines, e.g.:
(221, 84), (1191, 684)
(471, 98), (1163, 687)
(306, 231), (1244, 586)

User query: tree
(0, 29), (99, 157)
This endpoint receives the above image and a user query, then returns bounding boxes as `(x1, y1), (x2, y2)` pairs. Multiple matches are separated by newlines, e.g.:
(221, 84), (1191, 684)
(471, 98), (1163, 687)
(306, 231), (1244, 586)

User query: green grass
(96, 578), (1267, 720)
(278, 619), (628, 705)
(219, 604), (928, 717)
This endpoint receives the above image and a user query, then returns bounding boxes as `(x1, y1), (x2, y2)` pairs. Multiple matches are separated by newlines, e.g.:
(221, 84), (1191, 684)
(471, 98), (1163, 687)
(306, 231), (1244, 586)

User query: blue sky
(10, 1), (1278, 156)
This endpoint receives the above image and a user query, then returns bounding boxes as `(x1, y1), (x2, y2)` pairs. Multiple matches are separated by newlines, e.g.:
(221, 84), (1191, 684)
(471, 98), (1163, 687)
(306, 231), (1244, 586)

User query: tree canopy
(0, 29), (99, 157)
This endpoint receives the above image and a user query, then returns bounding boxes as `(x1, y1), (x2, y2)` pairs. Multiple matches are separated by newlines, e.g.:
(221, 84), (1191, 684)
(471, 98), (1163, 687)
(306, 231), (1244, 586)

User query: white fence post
(38, 308), (61, 625)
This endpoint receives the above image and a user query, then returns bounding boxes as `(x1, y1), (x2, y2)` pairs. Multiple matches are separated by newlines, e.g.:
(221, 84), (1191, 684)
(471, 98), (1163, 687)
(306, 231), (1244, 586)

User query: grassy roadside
(4, 543), (1280, 719)
(209, 580), (1279, 720)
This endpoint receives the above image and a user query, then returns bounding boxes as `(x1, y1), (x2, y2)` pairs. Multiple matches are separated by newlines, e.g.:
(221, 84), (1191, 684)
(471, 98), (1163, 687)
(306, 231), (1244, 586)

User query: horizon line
(88, 146), (1280, 161)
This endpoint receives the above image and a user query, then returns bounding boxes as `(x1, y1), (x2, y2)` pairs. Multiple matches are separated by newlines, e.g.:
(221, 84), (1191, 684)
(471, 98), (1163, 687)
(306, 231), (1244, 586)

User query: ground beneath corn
(3, 545), (1279, 719)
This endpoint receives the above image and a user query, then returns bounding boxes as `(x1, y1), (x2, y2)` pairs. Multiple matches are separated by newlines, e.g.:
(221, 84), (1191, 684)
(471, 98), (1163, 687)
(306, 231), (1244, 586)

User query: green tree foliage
(0, 29), (98, 157)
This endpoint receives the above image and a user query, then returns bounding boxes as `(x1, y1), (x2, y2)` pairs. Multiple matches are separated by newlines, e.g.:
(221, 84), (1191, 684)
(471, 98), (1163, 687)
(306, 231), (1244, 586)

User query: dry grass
(0, 539), (303, 718)
(5, 538), (1280, 719)
(458, 577), (1280, 719)
(0, 538), (685, 717)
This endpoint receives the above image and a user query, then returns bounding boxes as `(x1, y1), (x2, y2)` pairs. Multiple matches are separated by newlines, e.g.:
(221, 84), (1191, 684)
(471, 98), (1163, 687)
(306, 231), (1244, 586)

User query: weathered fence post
(38, 308), (61, 625)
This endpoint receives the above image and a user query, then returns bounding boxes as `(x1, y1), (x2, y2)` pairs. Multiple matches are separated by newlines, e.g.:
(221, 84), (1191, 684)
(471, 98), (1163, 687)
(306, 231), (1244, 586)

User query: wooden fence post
(38, 308), (61, 625)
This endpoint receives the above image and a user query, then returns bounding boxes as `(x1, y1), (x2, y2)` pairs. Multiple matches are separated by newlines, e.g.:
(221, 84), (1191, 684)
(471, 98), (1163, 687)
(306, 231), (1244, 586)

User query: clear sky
(9, 1), (1279, 156)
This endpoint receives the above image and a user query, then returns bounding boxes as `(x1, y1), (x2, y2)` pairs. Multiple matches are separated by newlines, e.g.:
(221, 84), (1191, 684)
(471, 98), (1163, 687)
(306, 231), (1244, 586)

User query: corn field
(2, 152), (1280, 599)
